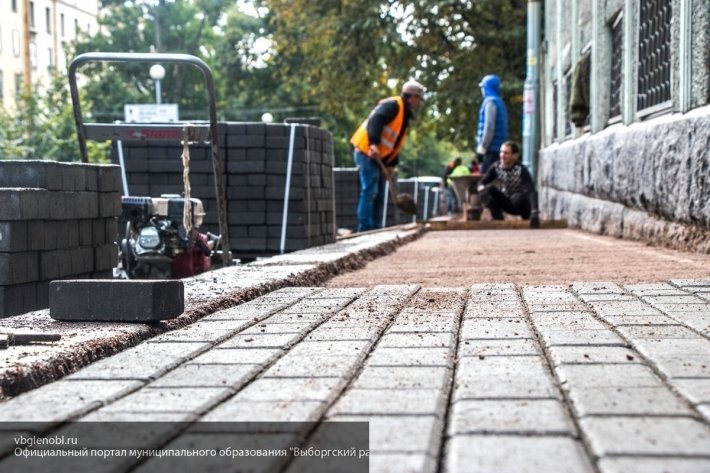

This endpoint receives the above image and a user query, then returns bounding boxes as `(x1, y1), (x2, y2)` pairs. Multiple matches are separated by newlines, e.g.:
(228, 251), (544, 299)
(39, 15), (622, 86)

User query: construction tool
(374, 158), (417, 215)
(0, 333), (61, 349)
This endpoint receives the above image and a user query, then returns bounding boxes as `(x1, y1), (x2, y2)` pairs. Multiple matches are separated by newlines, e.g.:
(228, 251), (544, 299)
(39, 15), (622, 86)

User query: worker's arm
(521, 165), (540, 227)
(366, 99), (400, 148)
(477, 164), (497, 191)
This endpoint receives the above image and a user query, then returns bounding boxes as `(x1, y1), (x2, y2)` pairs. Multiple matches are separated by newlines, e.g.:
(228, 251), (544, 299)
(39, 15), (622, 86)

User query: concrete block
(0, 221), (28, 252)
(597, 458), (710, 473)
(460, 318), (534, 339)
(580, 417), (710, 456)
(202, 399), (326, 423)
(567, 385), (692, 416)
(448, 399), (575, 436)
(148, 363), (260, 388)
(49, 279), (184, 321)
(366, 347), (454, 367)
(0, 252), (39, 285)
(235, 377), (346, 403)
(100, 386), (233, 414)
(445, 436), (594, 473)
(331, 388), (447, 417)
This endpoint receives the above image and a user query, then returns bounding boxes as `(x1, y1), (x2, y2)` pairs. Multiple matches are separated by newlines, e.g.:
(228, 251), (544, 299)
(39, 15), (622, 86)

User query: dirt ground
(325, 228), (710, 287)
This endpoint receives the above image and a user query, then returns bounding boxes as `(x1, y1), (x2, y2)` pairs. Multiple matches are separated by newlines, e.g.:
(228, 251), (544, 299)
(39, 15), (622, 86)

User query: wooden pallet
(427, 217), (568, 231)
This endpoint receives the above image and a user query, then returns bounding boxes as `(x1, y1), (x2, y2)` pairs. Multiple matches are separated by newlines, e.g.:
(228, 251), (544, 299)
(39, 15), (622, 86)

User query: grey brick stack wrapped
(224, 122), (335, 257)
(111, 121), (336, 259)
(0, 161), (120, 317)
(334, 168), (360, 231)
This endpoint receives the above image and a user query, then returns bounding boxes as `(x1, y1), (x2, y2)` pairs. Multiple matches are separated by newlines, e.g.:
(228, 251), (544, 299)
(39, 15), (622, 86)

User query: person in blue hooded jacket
(475, 74), (508, 174)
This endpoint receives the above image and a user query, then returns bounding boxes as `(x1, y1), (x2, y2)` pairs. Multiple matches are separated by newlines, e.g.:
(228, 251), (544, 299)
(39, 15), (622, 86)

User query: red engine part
(170, 233), (211, 278)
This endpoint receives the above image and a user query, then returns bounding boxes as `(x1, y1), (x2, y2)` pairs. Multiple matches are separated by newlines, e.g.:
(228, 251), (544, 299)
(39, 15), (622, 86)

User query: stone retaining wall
(539, 105), (710, 252)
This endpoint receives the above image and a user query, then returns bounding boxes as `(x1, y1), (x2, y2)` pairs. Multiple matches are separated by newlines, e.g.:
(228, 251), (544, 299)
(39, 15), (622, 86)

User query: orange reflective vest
(350, 96), (406, 166)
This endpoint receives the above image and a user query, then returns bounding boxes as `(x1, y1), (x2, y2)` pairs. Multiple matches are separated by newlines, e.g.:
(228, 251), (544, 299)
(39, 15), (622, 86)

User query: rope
(181, 125), (192, 233)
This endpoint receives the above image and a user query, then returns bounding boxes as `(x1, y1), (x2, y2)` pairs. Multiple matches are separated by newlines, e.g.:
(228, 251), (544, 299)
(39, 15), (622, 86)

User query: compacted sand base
(325, 228), (710, 286)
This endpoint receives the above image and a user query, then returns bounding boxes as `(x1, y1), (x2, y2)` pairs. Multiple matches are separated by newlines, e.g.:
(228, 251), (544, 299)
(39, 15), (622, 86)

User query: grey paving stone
(458, 339), (540, 357)
(67, 342), (211, 381)
(367, 347), (454, 367)
(49, 279), (184, 322)
(547, 346), (641, 365)
(643, 295), (708, 304)
(588, 301), (664, 316)
(445, 435), (594, 473)
(629, 288), (690, 296)
(264, 354), (362, 378)
(577, 293), (636, 302)
(642, 352), (710, 378)
(0, 380), (142, 423)
(240, 322), (314, 335)
(351, 366), (451, 391)
(448, 399), (575, 435)
(304, 327), (378, 341)
(670, 378), (710, 405)
(661, 312), (710, 334)
(217, 333), (300, 349)
(149, 320), (254, 342)
(453, 356), (560, 400)
(265, 312), (330, 324)
(378, 332), (455, 348)
(600, 314), (683, 326)
(580, 417), (710, 456)
(567, 385), (693, 416)
(671, 279), (710, 287)
(190, 347), (283, 365)
(387, 311), (460, 333)
(330, 415), (442, 456)
(329, 389), (447, 417)
(100, 387), (233, 414)
(201, 305), (279, 322)
(369, 452), (436, 473)
(652, 303), (710, 313)
(148, 363), (261, 388)
(201, 400), (327, 424)
(538, 328), (627, 347)
(235, 377), (346, 403)
(597, 457), (710, 473)
(459, 318), (533, 339)
(617, 325), (702, 340)
(529, 310), (607, 329)
(570, 282), (625, 295)
(464, 302), (525, 318)
(699, 404), (710, 422)
(78, 411), (198, 423)
(287, 339), (372, 357)
(555, 364), (665, 389)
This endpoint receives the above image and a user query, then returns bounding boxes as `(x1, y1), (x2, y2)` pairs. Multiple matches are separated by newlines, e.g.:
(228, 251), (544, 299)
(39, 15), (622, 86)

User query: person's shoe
(467, 208), (482, 221)
(530, 211), (540, 228)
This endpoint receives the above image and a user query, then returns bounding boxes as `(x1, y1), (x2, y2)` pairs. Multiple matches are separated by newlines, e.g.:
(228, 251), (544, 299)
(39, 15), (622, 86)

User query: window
(15, 73), (22, 98)
(29, 2), (35, 29)
(48, 47), (53, 69)
(0, 71), (4, 99)
(12, 29), (20, 57)
(60, 13), (65, 37)
(30, 42), (37, 70)
(552, 79), (558, 140)
(12, 0), (17, 13)
(637, 0), (671, 113)
(608, 13), (623, 121)
(46, 7), (51, 33)
(74, 18), (79, 37)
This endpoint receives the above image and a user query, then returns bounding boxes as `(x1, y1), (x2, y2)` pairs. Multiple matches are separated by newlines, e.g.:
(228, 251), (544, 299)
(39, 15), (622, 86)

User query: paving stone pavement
(0, 280), (709, 472)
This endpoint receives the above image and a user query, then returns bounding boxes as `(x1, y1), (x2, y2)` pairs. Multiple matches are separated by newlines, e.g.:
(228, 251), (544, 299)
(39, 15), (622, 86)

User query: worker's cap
(401, 80), (426, 98)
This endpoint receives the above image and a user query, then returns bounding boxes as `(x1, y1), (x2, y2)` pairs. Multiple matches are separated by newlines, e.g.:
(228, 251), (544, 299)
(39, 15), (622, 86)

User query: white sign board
(124, 104), (179, 123)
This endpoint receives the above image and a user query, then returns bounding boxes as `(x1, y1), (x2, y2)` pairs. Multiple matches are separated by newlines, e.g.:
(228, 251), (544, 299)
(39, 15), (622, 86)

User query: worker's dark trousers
(479, 186), (531, 220)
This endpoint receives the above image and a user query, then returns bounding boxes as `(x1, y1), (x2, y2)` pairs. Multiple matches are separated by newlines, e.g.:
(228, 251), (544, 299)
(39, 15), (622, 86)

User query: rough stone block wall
(539, 105), (710, 252)
(113, 122), (335, 258)
(0, 161), (121, 317)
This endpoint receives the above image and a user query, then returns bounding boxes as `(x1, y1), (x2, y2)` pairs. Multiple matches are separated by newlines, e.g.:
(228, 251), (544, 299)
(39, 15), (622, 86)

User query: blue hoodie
(476, 74), (508, 153)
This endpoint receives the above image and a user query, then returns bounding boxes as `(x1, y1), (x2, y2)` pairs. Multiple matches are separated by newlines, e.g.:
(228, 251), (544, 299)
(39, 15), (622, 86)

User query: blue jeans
(354, 150), (385, 232)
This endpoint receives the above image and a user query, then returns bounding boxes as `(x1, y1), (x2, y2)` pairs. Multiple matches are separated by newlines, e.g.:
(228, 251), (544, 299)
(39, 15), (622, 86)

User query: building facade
(0, 0), (99, 110)
(538, 0), (710, 252)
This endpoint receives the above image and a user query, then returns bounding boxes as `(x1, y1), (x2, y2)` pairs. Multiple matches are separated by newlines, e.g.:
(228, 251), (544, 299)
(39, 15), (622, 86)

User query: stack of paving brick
(112, 132), (225, 238)
(112, 122), (336, 258)
(223, 122), (335, 257)
(334, 168), (360, 231)
(0, 161), (121, 317)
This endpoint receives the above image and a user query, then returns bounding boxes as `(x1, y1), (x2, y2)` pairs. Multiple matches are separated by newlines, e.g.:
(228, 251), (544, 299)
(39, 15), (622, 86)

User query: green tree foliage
(2, 0), (526, 175)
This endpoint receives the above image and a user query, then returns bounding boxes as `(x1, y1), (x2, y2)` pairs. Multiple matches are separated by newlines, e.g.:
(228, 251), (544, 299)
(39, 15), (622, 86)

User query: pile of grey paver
(0, 161), (121, 317)
(334, 168), (359, 231)
(114, 122), (336, 258)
